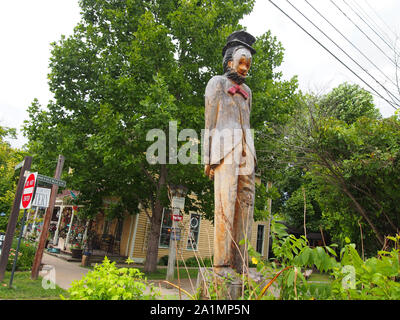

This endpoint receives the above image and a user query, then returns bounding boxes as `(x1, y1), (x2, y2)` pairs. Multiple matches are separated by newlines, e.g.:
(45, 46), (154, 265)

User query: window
(115, 219), (123, 241)
(187, 213), (201, 250)
(256, 225), (265, 254)
(159, 208), (173, 248)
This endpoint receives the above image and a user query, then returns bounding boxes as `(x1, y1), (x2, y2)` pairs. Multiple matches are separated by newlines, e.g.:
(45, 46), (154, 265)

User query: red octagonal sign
(20, 172), (38, 209)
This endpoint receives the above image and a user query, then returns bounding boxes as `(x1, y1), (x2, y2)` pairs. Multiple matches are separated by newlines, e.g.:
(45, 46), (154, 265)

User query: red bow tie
(228, 84), (248, 100)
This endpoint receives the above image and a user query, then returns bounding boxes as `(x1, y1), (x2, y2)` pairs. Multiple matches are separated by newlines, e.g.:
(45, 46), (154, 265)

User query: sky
(1, 0), (399, 149)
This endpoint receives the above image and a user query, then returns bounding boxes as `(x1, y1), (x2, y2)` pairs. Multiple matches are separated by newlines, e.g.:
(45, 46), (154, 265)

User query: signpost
(0, 156), (32, 282)
(9, 172), (38, 287)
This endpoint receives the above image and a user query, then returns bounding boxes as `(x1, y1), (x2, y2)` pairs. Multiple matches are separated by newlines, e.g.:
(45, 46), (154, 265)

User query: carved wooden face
(227, 47), (252, 78)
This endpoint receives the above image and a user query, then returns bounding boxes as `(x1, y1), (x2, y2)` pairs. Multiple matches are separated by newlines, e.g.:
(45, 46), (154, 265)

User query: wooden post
(31, 155), (65, 280)
(0, 156), (32, 282)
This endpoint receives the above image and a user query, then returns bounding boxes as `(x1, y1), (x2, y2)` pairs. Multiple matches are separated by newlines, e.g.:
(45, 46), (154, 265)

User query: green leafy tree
(319, 82), (381, 125)
(0, 126), (26, 232)
(274, 84), (400, 253)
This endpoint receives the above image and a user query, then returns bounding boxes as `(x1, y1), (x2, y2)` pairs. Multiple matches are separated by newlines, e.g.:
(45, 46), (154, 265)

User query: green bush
(158, 255), (169, 266)
(245, 232), (400, 300)
(6, 239), (37, 271)
(178, 256), (213, 267)
(62, 257), (160, 300)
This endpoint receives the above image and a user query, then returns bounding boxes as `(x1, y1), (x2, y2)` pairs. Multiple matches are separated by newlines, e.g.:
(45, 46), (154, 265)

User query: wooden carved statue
(204, 30), (257, 275)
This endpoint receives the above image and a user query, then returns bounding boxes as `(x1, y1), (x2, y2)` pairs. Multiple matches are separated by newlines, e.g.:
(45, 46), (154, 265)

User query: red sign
(20, 172), (37, 209)
(172, 214), (183, 222)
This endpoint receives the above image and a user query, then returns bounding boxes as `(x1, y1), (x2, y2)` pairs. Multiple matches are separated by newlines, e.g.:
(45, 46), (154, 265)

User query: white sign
(172, 196), (185, 209)
(32, 187), (52, 208)
(20, 172), (38, 209)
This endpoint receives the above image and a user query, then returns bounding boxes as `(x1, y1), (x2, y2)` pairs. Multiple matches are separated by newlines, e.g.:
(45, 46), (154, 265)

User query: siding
(93, 209), (270, 262)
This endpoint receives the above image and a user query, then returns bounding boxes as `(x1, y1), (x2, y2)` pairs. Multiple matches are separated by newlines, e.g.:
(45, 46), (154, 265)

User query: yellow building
(53, 182), (271, 265)
(88, 206), (271, 264)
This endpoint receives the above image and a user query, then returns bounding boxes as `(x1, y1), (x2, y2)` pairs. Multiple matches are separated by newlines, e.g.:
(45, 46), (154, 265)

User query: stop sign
(20, 172), (38, 209)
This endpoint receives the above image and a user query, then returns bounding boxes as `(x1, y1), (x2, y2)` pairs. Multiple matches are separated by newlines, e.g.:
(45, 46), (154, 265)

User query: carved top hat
(222, 30), (257, 57)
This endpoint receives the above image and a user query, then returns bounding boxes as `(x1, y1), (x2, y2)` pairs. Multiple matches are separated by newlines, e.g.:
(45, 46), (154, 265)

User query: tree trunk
(143, 202), (163, 273)
(143, 164), (167, 273)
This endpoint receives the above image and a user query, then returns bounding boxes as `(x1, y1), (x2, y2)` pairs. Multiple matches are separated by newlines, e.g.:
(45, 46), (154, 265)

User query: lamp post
(166, 185), (187, 283)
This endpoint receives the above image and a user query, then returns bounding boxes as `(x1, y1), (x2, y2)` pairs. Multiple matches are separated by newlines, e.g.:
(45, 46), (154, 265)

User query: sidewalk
(40, 253), (90, 290)
(39, 253), (195, 299)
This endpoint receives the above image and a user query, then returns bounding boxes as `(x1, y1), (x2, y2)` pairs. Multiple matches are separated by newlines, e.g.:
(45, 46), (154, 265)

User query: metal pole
(0, 156), (32, 282)
(9, 209), (28, 287)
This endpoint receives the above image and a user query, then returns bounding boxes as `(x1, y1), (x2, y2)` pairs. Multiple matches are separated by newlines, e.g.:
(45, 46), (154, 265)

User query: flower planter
(71, 248), (83, 259)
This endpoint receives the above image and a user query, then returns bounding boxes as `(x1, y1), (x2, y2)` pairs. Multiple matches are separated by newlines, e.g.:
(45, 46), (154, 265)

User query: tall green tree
(23, 0), (298, 271)
(0, 126), (25, 231)
(272, 83), (400, 253)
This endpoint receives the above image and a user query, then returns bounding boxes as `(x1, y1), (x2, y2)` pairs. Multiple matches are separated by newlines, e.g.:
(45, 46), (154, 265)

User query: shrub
(62, 257), (160, 300)
(6, 239), (37, 271)
(158, 255), (169, 266)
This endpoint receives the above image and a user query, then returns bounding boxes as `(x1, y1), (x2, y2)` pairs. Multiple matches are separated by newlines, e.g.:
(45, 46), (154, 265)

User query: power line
(267, 0), (398, 110)
(303, 0), (400, 104)
(342, 0), (396, 54)
(364, 0), (399, 40)
(330, 0), (397, 68)
(348, 0), (394, 50)
(286, 0), (400, 106)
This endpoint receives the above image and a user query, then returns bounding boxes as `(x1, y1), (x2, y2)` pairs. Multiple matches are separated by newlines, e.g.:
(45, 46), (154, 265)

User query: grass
(83, 263), (199, 280)
(308, 272), (332, 282)
(140, 267), (199, 280)
(0, 271), (68, 300)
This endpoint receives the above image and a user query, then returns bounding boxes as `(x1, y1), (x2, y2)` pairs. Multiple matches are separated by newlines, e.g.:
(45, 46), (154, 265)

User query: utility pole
(0, 156), (32, 282)
(31, 155), (65, 280)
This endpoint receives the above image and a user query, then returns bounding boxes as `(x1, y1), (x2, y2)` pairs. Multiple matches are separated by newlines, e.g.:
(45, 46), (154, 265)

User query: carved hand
(204, 164), (214, 180)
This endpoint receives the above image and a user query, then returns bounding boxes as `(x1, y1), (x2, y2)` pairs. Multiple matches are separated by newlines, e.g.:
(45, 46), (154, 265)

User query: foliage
(6, 239), (38, 272)
(70, 242), (83, 250)
(269, 83), (400, 253)
(0, 125), (26, 231)
(245, 223), (400, 300)
(330, 235), (400, 300)
(319, 82), (381, 125)
(62, 257), (160, 300)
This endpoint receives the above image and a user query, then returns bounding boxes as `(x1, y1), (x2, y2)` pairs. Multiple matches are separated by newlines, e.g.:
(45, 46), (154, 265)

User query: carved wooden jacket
(204, 75), (257, 166)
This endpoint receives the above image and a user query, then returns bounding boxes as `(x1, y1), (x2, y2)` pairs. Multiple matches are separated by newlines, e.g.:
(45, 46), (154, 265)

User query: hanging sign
(172, 196), (185, 209)
(20, 172), (38, 209)
(31, 187), (51, 208)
